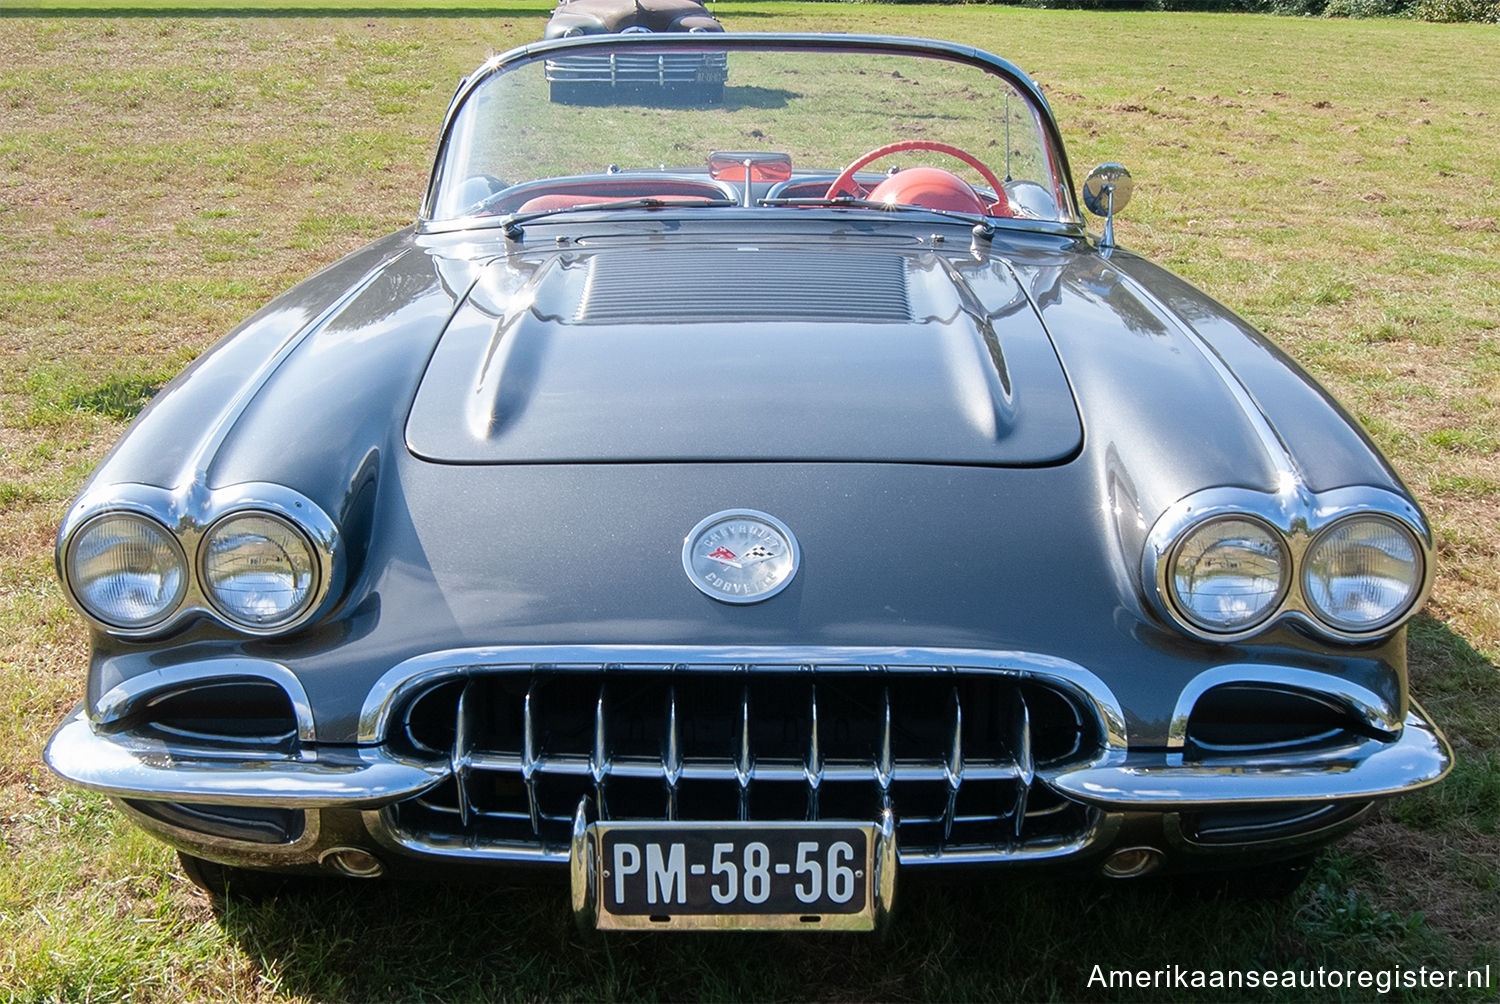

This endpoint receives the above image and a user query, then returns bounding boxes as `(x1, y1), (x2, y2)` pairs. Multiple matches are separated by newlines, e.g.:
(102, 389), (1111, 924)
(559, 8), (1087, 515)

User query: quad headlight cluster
(61, 488), (337, 636)
(1149, 490), (1429, 642)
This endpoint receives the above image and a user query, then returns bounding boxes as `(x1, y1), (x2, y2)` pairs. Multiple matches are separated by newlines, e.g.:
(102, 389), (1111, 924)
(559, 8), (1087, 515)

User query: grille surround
(362, 649), (1121, 865)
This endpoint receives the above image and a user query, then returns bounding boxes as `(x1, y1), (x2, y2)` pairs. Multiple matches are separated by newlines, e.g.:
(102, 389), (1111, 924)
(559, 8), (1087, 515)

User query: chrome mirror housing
(1082, 162), (1133, 251)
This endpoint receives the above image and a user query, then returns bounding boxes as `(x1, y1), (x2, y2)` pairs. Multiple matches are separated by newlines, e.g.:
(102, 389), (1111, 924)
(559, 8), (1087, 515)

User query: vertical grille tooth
(450, 679), (478, 828)
(663, 683), (682, 820)
(591, 682), (608, 818)
(805, 682), (823, 821)
(942, 685), (963, 841)
(736, 683), (752, 822)
(875, 685), (893, 793)
(1012, 692), (1034, 841)
(522, 680), (540, 836)
(590, 682), (607, 782)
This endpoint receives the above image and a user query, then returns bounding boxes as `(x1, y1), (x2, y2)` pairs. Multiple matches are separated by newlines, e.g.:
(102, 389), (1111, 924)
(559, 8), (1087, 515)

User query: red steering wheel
(825, 140), (1011, 217)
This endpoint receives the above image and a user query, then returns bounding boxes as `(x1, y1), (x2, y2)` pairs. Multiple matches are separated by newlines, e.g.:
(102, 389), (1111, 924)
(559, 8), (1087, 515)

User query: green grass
(2, 3), (1498, 1001)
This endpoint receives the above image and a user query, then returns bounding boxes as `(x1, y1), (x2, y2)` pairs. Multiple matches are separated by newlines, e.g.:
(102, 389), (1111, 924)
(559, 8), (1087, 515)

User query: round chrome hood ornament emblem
(682, 509), (800, 604)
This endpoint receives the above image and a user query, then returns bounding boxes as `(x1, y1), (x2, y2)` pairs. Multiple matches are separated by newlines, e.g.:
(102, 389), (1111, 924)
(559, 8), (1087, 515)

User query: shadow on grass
(206, 864), (1462, 1003)
(1400, 614), (1500, 834)
(724, 84), (797, 110)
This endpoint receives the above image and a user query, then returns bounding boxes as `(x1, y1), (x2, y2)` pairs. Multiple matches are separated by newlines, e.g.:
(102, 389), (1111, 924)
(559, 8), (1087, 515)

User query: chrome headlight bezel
(57, 483), (343, 638)
(1144, 486), (1432, 644)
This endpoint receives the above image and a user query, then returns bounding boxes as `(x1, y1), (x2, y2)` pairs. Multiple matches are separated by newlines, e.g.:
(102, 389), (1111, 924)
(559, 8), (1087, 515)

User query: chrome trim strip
(1141, 484), (1433, 643)
(357, 644), (1129, 752)
(901, 810), (1121, 866)
(1045, 704), (1450, 810)
(1161, 803), (1374, 854)
(1166, 664), (1400, 750)
(92, 659), (317, 744)
(45, 705), (448, 808)
(116, 798), (323, 860)
(454, 753), (1027, 785)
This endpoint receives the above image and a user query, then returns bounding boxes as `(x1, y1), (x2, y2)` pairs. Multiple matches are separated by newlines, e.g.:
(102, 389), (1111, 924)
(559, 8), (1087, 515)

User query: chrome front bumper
(46, 701), (1452, 814)
(44, 645), (1453, 876)
(1049, 708), (1452, 809)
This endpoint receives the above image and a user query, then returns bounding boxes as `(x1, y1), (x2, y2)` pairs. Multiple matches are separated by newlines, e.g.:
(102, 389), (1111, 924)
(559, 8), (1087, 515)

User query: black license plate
(587, 821), (879, 931)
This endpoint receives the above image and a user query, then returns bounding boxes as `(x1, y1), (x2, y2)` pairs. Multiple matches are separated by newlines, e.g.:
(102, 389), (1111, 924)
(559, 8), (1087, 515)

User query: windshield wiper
(758, 196), (997, 239)
(501, 196), (736, 239)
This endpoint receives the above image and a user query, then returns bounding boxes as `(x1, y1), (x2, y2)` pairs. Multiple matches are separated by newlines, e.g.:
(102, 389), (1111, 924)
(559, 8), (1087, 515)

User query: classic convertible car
(46, 33), (1451, 932)
(542, 0), (727, 104)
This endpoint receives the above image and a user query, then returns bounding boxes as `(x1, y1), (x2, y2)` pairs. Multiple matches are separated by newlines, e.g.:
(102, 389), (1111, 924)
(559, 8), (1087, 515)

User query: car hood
(405, 246), (1083, 466)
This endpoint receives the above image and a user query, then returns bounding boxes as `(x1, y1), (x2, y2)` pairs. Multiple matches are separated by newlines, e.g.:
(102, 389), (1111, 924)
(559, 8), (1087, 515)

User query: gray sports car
(45, 33), (1451, 933)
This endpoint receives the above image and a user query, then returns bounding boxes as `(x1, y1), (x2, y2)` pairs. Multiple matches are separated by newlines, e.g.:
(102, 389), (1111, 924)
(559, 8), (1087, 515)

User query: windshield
(426, 35), (1077, 228)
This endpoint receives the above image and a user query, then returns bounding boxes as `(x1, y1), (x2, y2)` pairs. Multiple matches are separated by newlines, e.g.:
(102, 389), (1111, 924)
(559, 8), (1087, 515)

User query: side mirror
(1082, 163), (1133, 251)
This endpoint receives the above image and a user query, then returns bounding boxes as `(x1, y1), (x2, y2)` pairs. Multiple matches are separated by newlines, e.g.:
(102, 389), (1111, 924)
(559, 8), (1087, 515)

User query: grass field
(2, 2), (1498, 1001)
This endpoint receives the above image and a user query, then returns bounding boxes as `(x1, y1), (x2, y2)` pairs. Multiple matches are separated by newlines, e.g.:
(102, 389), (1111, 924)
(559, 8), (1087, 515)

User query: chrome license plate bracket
(569, 810), (896, 932)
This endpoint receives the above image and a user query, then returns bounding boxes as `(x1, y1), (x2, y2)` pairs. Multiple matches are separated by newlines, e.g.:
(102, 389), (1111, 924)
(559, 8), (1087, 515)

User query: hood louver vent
(577, 250), (911, 323)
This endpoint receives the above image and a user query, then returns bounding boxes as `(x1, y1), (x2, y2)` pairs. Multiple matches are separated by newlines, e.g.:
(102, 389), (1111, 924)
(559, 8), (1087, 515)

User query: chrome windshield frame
(419, 32), (1081, 228)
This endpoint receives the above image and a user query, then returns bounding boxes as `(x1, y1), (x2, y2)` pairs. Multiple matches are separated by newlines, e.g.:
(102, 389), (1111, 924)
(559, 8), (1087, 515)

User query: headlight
(66, 513), (187, 629)
(559, 25), (585, 37)
(1302, 515), (1423, 633)
(200, 512), (318, 629)
(1168, 517), (1288, 633)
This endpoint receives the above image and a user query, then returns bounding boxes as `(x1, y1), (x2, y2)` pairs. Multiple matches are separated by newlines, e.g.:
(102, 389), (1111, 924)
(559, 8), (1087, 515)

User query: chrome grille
(381, 665), (1103, 864)
(545, 52), (728, 85)
(576, 251), (912, 323)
